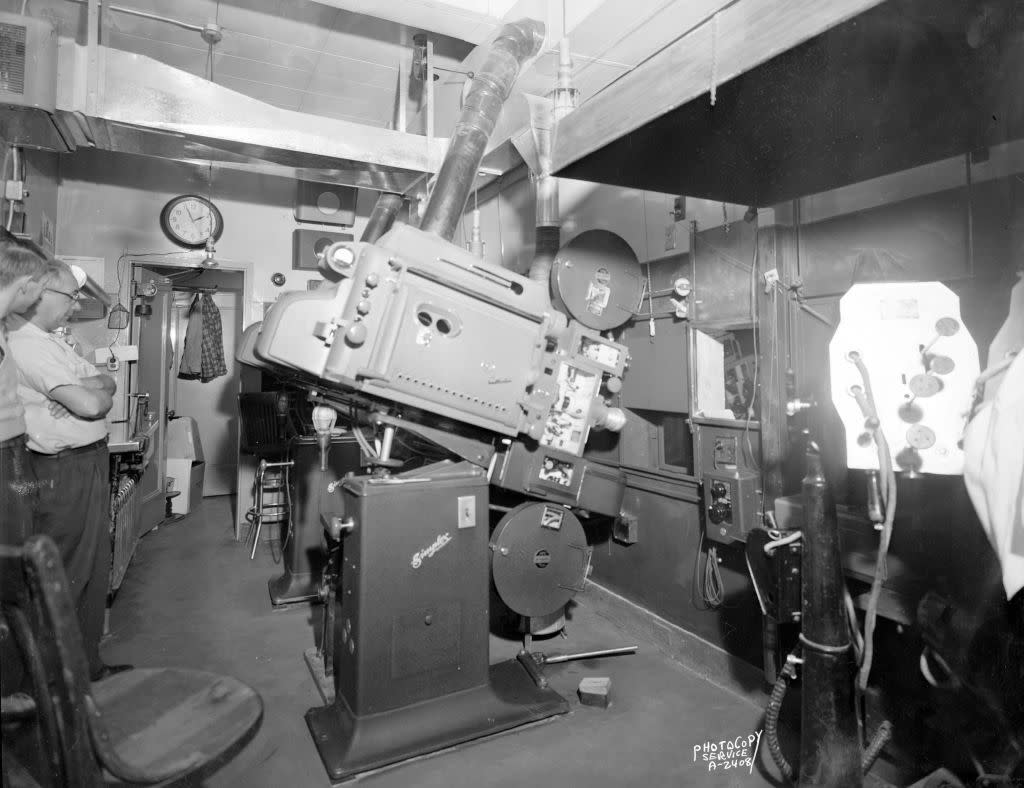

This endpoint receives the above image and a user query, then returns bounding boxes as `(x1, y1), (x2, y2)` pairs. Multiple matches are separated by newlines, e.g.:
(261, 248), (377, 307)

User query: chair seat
(91, 668), (263, 781)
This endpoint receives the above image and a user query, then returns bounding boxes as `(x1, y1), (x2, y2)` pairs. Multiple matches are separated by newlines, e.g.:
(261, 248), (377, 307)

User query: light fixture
(311, 405), (338, 471)
(203, 237), (218, 266)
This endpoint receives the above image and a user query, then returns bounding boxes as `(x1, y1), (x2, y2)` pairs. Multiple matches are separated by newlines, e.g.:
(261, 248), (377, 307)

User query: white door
(171, 290), (241, 497)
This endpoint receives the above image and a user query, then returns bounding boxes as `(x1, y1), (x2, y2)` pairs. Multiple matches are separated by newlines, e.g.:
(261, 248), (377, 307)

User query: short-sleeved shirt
(0, 327), (25, 442)
(7, 316), (108, 454)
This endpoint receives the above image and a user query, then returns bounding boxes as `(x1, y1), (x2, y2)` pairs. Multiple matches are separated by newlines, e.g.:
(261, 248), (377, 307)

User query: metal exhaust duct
(529, 39), (577, 284)
(360, 192), (403, 243)
(420, 19), (545, 242)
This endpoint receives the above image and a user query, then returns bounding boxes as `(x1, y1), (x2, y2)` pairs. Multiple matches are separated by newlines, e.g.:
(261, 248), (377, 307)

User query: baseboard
(579, 579), (767, 706)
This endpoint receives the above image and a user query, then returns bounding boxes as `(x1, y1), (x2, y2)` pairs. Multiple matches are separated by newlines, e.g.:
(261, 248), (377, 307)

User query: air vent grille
(0, 23), (27, 95)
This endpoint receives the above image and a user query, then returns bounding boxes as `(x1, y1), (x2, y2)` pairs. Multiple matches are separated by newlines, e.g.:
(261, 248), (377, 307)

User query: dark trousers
(1, 436), (38, 695)
(31, 442), (110, 677)
(0, 437), (36, 549)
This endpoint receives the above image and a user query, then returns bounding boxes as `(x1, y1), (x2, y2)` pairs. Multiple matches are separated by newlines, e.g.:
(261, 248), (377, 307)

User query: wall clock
(160, 194), (224, 249)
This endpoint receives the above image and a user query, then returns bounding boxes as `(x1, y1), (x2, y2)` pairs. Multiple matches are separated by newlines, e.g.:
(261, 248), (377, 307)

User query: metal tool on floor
(517, 645), (638, 690)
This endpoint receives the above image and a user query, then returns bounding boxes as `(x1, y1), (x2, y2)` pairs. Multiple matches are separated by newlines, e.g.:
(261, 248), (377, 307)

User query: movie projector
(238, 216), (644, 777)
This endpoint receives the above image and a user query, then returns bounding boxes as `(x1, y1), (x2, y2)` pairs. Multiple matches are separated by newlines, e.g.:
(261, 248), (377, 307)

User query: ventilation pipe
(529, 38), (578, 284)
(420, 19), (545, 242)
(360, 192), (403, 243)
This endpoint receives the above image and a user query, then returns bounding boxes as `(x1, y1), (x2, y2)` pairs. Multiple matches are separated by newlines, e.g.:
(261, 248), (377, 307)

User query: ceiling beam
(550, 0), (887, 175)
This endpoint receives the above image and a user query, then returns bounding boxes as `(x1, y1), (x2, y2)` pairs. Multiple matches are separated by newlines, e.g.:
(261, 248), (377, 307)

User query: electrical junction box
(702, 468), (760, 544)
(691, 416), (761, 478)
(0, 13), (57, 111)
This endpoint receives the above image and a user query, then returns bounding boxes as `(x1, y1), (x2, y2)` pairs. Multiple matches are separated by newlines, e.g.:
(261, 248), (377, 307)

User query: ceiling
(19, 0), (475, 129)
(555, 0), (1024, 205)
(7, 0), (925, 196)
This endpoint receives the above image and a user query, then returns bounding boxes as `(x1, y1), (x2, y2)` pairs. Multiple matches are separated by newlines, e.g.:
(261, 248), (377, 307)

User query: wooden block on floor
(577, 676), (611, 708)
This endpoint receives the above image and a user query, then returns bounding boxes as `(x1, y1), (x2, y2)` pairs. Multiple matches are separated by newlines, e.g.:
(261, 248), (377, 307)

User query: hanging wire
(202, 10), (221, 262)
(495, 176), (505, 265)
(573, 0), (743, 87)
(743, 225), (760, 474)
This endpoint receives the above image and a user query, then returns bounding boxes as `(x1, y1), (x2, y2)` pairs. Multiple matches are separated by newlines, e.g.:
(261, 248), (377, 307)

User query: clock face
(160, 195), (224, 248)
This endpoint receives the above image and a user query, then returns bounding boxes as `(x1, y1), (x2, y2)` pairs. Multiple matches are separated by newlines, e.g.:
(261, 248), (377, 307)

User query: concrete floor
(102, 496), (783, 787)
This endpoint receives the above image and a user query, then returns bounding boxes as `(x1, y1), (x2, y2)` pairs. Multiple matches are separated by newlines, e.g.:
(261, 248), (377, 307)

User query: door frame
(169, 285), (244, 498)
(129, 257), (257, 328)
(126, 257), (255, 420)
(127, 257), (254, 526)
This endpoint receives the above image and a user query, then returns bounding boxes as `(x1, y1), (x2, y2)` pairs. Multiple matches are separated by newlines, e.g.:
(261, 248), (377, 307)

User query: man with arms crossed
(8, 258), (130, 681)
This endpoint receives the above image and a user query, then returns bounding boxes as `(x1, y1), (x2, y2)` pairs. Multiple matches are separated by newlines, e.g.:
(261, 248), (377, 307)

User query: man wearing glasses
(8, 258), (129, 682)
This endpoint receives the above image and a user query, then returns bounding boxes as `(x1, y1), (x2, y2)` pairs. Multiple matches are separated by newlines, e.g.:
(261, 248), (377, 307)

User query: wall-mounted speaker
(293, 228), (354, 271)
(294, 181), (357, 227)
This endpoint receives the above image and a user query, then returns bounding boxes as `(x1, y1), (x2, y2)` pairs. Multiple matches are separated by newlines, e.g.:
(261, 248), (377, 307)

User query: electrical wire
(763, 529), (802, 554)
(844, 585), (865, 665)
(765, 649), (799, 781)
(352, 422), (380, 464)
(703, 544), (724, 607)
(573, 0), (743, 91)
(495, 176), (505, 265)
(691, 529), (724, 610)
(743, 223), (760, 477)
(848, 352), (898, 692)
(65, 0), (204, 33)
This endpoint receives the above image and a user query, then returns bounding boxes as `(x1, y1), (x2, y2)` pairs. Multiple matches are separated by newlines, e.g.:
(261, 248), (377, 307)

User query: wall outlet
(94, 345), (139, 364)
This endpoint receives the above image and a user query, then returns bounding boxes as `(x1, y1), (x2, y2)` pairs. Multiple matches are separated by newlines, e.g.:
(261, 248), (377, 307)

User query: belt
(30, 437), (109, 460)
(0, 435), (27, 450)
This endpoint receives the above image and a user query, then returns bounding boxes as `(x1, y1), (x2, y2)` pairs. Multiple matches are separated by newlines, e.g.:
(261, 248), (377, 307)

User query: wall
(57, 148), (380, 306)
(17, 149), (59, 252)
(468, 145), (1023, 673)
(589, 475), (764, 673)
(56, 148), (380, 420)
(469, 173), (750, 272)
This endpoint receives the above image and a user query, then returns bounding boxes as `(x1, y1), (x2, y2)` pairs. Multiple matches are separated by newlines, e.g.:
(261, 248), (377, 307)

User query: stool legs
(248, 459), (295, 560)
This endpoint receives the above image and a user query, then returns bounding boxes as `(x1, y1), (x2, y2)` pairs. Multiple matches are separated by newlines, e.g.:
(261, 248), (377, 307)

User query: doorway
(131, 263), (246, 517)
(169, 285), (243, 495)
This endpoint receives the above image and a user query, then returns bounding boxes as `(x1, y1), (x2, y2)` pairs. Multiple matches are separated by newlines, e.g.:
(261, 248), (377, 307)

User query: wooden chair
(0, 535), (263, 787)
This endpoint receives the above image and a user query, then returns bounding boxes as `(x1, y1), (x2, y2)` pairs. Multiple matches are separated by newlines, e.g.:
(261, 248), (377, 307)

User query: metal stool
(238, 393), (296, 559)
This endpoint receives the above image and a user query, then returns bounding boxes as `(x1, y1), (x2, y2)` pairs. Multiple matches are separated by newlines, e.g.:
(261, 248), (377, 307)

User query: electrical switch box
(702, 468), (760, 544)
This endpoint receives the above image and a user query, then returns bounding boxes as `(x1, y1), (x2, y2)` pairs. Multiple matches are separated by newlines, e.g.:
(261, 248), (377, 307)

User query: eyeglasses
(45, 287), (81, 302)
